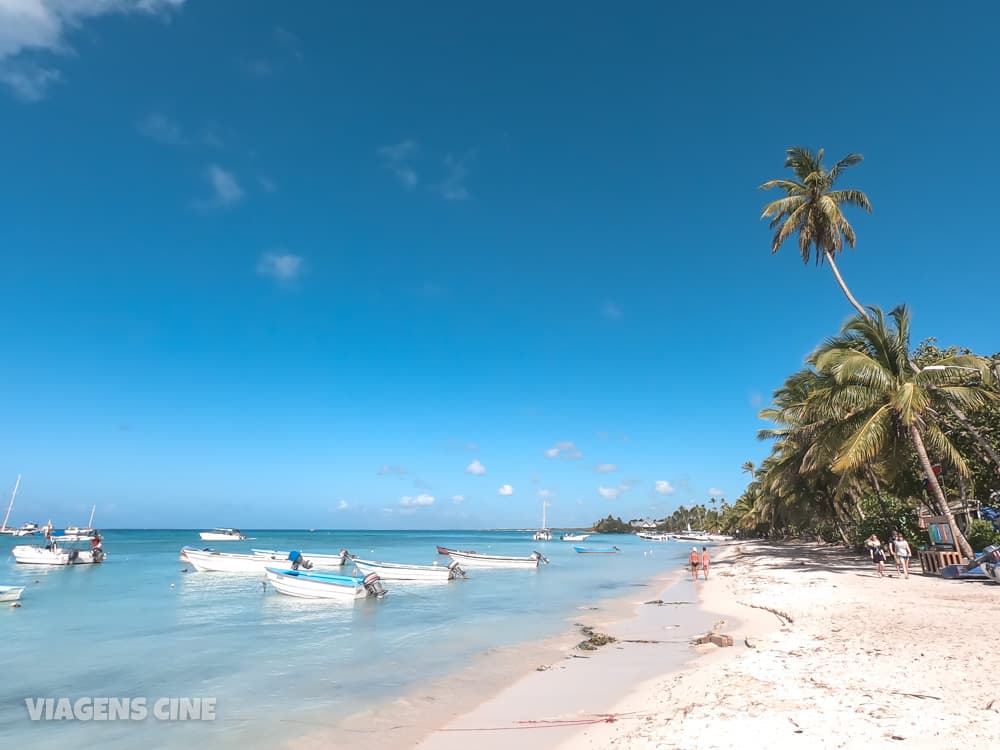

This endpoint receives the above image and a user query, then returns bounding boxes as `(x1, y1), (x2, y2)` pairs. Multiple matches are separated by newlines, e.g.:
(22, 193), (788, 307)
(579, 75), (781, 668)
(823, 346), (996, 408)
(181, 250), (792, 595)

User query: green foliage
(965, 520), (1000, 552)
(592, 515), (632, 534)
(851, 494), (922, 550)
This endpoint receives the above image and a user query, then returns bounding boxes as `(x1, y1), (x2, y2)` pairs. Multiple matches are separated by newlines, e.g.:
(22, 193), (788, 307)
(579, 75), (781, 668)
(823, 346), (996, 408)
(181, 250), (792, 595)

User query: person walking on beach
(866, 534), (886, 577)
(894, 533), (912, 579)
(689, 547), (700, 580)
(700, 546), (711, 580)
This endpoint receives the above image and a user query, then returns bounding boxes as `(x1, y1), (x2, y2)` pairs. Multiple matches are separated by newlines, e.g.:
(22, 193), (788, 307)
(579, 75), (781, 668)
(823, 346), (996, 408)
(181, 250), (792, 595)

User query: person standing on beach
(894, 533), (912, 578)
(700, 546), (711, 580)
(689, 547), (700, 580)
(866, 534), (886, 577)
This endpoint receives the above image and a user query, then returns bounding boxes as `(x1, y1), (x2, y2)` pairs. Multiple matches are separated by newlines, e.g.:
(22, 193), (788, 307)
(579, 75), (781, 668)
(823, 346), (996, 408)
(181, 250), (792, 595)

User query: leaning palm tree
(760, 147), (872, 318)
(809, 305), (996, 559)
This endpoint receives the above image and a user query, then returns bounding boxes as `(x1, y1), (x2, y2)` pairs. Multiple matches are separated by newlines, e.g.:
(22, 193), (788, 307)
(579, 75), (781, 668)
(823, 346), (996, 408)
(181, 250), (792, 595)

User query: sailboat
(532, 500), (552, 541)
(59, 505), (98, 541)
(0, 475), (39, 536)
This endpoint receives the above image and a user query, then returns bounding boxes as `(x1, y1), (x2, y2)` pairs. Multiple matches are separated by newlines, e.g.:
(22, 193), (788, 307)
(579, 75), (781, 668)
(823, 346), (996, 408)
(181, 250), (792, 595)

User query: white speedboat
(438, 546), (548, 569)
(265, 568), (387, 600)
(12, 543), (106, 565)
(60, 506), (98, 541)
(0, 585), (25, 602)
(0, 475), (39, 536)
(199, 528), (246, 542)
(561, 532), (591, 542)
(182, 547), (274, 572)
(252, 548), (347, 568)
(636, 531), (669, 541)
(349, 555), (465, 581)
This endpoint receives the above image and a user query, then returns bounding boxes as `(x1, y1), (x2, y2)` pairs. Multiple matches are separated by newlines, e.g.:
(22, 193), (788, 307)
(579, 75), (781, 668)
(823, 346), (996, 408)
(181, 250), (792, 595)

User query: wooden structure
(916, 515), (966, 575)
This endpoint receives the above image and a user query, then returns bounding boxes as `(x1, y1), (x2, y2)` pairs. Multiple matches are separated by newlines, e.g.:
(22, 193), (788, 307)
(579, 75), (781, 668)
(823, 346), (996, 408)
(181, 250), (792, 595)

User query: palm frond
(827, 189), (872, 212)
(832, 405), (893, 474)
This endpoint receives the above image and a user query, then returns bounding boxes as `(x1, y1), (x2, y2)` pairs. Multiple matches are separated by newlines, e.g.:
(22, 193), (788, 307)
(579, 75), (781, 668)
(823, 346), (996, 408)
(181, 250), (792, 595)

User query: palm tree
(809, 305), (996, 559)
(760, 147), (872, 318)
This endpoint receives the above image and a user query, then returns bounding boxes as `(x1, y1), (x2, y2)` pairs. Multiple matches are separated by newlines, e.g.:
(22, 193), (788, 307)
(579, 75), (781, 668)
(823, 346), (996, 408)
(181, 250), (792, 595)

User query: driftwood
(737, 600), (795, 625)
(692, 632), (733, 648)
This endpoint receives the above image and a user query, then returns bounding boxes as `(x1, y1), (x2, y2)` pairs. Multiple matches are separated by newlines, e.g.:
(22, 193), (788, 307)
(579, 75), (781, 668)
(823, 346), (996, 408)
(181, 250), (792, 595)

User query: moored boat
(183, 547), (298, 573)
(265, 567), (387, 600)
(0, 475), (39, 536)
(348, 555), (465, 581)
(560, 532), (591, 542)
(252, 548), (347, 568)
(442, 548), (548, 569)
(60, 505), (98, 541)
(199, 528), (246, 542)
(574, 545), (620, 554)
(12, 542), (106, 565)
(0, 585), (25, 602)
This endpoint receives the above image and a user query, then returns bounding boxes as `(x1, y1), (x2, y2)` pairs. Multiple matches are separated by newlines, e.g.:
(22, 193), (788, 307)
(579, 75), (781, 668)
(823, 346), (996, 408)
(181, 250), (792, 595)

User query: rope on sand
(440, 711), (650, 732)
(736, 600), (795, 625)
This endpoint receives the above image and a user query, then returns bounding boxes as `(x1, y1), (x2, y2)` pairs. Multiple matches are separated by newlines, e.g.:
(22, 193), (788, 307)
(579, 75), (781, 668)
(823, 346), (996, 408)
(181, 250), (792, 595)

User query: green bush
(965, 519), (1000, 552)
(851, 494), (922, 550)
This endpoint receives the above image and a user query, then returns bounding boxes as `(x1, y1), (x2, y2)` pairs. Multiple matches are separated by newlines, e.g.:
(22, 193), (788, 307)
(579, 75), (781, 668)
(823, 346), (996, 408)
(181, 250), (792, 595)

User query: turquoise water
(1, 530), (688, 748)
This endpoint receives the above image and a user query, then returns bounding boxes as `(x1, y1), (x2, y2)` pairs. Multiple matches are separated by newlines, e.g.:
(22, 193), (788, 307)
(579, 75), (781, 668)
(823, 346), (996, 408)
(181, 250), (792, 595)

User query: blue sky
(0, 1), (997, 529)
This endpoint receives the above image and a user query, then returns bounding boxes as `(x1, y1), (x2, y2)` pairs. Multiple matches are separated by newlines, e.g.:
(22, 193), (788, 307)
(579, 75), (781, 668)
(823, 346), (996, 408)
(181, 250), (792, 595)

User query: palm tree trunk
(908, 423), (973, 559)
(823, 250), (868, 319)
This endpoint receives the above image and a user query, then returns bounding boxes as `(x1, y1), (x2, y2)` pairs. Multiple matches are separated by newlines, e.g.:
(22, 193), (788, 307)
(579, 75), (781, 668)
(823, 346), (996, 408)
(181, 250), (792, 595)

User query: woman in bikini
(689, 547), (701, 580)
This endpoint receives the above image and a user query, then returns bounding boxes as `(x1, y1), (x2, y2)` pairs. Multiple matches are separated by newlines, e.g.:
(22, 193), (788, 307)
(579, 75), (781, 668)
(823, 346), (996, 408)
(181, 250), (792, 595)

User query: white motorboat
(0, 475), (39, 536)
(438, 546), (548, 569)
(636, 531), (669, 541)
(265, 568), (387, 600)
(60, 505), (98, 541)
(12, 542), (106, 565)
(182, 547), (276, 572)
(0, 585), (25, 602)
(348, 555), (465, 582)
(199, 528), (247, 542)
(560, 532), (591, 542)
(252, 548), (347, 568)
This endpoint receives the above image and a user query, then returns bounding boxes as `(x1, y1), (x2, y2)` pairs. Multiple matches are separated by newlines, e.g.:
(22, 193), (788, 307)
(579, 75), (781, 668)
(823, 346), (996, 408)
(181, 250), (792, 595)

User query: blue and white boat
(0, 585), (25, 602)
(574, 546), (620, 554)
(265, 567), (387, 600)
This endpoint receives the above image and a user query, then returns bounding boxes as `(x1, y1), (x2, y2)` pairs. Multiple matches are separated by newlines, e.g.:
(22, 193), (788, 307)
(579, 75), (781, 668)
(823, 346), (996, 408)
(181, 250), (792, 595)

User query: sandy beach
(413, 541), (1000, 750)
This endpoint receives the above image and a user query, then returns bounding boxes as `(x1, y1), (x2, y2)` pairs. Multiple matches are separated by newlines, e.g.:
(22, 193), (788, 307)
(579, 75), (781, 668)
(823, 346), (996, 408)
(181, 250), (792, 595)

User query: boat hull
(574, 546), (620, 554)
(182, 547), (269, 573)
(12, 545), (105, 565)
(265, 568), (378, 600)
(199, 531), (246, 541)
(561, 533), (591, 542)
(351, 557), (462, 581)
(252, 549), (346, 568)
(443, 548), (544, 569)
(0, 585), (25, 601)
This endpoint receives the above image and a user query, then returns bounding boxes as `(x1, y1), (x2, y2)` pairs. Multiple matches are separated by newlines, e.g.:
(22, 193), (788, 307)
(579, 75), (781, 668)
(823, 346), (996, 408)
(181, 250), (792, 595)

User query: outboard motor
(447, 560), (466, 579)
(972, 544), (1000, 567)
(530, 550), (550, 565)
(288, 551), (314, 571)
(362, 572), (387, 598)
(339, 549), (349, 564)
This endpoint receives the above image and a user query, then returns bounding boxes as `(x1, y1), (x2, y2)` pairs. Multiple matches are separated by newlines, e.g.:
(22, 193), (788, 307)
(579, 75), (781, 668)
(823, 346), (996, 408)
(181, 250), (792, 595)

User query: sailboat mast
(87, 505), (96, 528)
(541, 500), (547, 530)
(2, 474), (21, 531)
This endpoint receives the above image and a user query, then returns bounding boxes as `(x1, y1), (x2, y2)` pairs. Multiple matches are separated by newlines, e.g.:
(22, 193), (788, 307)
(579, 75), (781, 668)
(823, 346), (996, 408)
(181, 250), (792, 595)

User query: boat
(441, 547), (548, 569)
(970, 545), (1000, 584)
(198, 528), (247, 542)
(252, 548), (347, 568)
(0, 475), (39, 536)
(437, 545), (477, 556)
(59, 505), (98, 541)
(12, 540), (106, 565)
(532, 500), (552, 540)
(0, 585), (25, 602)
(636, 531), (669, 541)
(265, 567), (387, 600)
(560, 532), (591, 542)
(182, 547), (305, 573)
(575, 545), (620, 554)
(348, 554), (465, 581)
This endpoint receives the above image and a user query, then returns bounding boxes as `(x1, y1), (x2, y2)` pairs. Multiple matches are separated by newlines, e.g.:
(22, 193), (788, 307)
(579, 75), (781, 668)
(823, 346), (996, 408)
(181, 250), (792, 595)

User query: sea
(0, 529), (692, 749)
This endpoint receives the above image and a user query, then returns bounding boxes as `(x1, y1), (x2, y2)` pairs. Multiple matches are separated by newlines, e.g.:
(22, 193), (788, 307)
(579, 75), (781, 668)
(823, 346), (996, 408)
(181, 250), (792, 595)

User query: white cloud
(400, 494), (435, 507)
(256, 252), (303, 281)
(596, 463), (618, 473)
(465, 459), (486, 476)
(0, 0), (185, 101)
(452, 495), (465, 504)
(655, 480), (677, 496)
(207, 164), (243, 206)
(602, 301), (623, 320)
(498, 484), (514, 496)
(138, 112), (184, 145)
(336, 500), (349, 510)
(598, 486), (622, 500)
(708, 487), (725, 498)
(437, 152), (471, 200)
(544, 441), (583, 460)
(378, 140), (419, 189)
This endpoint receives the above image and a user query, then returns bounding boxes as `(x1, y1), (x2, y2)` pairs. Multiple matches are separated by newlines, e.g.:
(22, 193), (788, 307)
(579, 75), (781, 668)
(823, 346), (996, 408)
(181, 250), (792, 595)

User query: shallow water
(0, 530), (689, 749)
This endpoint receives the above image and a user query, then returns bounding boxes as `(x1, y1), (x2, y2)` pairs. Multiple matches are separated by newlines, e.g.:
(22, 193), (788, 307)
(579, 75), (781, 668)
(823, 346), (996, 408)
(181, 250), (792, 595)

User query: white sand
(415, 541), (1000, 750)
